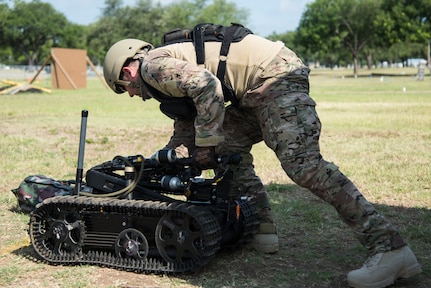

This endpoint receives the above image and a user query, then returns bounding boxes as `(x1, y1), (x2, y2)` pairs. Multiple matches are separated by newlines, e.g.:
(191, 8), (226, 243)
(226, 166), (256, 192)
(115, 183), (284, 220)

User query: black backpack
(162, 23), (253, 107)
(140, 23), (253, 120)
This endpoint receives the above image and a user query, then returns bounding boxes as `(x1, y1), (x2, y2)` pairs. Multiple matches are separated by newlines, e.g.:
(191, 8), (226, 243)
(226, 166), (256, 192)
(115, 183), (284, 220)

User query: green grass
(1, 70), (430, 287)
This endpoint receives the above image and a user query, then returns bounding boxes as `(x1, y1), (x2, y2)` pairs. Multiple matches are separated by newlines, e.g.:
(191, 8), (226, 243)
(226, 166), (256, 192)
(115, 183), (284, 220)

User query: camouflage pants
(251, 96), (405, 254)
(217, 106), (271, 214)
(168, 47), (407, 254)
(167, 97), (405, 255)
(219, 47), (406, 254)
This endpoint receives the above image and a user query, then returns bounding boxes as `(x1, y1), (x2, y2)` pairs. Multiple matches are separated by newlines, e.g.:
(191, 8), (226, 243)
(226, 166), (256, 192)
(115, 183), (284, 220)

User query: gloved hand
(192, 146), (218, 170)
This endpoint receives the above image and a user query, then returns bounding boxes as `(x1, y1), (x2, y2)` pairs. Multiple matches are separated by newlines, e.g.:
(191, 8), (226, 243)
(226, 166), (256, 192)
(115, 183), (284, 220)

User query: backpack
(11, 175), (74, 213)
(140, 23), (253, 120)
(162, 23), (253, 107)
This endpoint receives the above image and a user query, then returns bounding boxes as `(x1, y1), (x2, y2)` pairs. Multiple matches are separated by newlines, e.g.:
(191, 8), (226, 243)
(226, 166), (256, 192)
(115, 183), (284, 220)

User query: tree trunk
(367, 53), (373, 69)
(427, 41), (430, 70)
(28, 52), (38, 72)
(353, 56), (358, 77)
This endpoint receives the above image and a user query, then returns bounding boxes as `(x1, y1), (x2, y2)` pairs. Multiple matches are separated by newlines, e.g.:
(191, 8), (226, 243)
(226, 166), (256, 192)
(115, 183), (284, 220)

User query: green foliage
(267, 31), (296, 48)
(373, 0), (431, 63)
(267, 30), (314, 61)
(1, 0), (429, 71)
(296, 0), (383, 75)
(296, 0), (430, 73)
(296, 0), (341, 61)
(2, 0), (83, 66)
(159, 0), (249, 32)
(0, 1), (9, 44)
(0, 0), (249, 66)
(375, 0), (431, 45)
(85, 0), (248, 66)
(191, 0), (248, 26)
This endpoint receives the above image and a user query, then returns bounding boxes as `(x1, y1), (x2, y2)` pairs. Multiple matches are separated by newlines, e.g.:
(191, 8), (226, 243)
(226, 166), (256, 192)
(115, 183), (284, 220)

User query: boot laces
(364, 253), (382, 268)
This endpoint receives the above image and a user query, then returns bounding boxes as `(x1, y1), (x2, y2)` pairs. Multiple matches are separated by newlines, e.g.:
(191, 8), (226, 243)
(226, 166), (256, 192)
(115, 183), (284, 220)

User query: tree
(267, 31), (309, 60)
(296, 0), (382, 75)
(3, 0), (80, 67)
(374, 0), (431, 65)
(192, 0), (248, 25)
(0, 0), (8, 42)
(85, 0), (166, 65)
(295, 0), (343, 68)
(102, 0), (124, 17)
(86, 0), (249, 65)
(267, 31), (296, 49)
(0, 1), (10, 62)
(336, 0), (381, 75)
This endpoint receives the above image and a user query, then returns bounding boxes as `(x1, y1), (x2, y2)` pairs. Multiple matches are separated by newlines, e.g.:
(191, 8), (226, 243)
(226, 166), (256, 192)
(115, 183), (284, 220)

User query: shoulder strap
(138, 61), (197, 120)
(193, 24), (206, 64)
(161, 23), (253, 106)
(216, 24), (240, 106)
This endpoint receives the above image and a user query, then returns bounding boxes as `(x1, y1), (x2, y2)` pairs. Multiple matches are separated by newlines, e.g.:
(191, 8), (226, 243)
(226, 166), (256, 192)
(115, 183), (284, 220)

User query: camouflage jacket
(139, 34), (307, 147)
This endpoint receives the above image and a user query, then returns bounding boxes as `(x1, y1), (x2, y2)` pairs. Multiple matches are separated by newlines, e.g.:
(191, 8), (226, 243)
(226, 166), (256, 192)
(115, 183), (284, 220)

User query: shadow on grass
(182, 183), (431, 288)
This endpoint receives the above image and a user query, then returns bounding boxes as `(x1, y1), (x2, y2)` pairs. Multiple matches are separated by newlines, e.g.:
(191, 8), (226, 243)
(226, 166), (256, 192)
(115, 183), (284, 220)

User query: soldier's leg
(224, 150), (276, 218)
(217, 106), (269, 209)
(259, 100), (404, 251)
(217, 106), (278, 253)
(257, 98), (421, 287)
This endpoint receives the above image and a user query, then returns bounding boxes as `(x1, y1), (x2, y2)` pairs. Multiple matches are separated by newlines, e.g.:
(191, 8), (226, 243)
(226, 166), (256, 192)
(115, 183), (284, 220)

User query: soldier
(103, 25), (421, 288)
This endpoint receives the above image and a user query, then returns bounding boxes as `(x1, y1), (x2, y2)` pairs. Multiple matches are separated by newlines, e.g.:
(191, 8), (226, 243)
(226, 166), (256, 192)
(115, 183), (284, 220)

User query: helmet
(103, 39), (153, 94)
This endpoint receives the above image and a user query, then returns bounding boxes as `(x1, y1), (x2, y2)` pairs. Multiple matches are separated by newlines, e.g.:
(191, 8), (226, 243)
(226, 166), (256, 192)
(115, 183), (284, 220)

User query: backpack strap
(193, 24), (206, 65)
(161, 23), (253, 106)
(138, 60), (197, 120)
(216, 24), (241, 106)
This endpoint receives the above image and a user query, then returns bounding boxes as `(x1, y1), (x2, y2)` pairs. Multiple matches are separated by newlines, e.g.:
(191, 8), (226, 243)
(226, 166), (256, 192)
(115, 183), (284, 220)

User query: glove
(192, 146), (218, 170)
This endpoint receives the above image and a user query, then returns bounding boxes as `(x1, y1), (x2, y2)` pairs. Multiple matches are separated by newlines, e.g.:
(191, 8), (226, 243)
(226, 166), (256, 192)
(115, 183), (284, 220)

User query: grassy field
(1, 67), (430, 288)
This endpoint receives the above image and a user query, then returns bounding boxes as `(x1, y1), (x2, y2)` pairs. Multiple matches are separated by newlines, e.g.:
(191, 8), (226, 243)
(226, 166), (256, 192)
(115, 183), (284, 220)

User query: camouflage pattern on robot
(11, 175), (73, 213)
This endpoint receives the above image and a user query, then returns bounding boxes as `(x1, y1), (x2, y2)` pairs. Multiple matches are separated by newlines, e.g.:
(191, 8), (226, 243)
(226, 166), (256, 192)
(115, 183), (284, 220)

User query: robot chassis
(28, 111), (259, 273)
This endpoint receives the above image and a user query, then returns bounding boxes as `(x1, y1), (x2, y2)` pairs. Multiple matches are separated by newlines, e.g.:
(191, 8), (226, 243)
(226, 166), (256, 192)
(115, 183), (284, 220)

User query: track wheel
(115, 228), (149, 260)
(155, 210), (204, 264)
(31, 204), (84, 257)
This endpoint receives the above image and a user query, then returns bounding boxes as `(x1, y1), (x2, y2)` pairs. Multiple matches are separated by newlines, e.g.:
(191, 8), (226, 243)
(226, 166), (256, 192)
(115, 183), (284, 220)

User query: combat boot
(347, 246), (422, 288)
(252, 223), (279, 253)
(252, 207), (279, 254)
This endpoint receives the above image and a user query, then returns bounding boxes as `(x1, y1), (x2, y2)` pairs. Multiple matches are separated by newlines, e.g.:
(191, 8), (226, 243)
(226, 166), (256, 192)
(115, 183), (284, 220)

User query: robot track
(29, 195), (222, 273)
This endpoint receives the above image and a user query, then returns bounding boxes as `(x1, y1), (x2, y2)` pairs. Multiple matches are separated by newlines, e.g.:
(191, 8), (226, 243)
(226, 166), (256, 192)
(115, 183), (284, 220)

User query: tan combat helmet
(103, 39), (153, 94)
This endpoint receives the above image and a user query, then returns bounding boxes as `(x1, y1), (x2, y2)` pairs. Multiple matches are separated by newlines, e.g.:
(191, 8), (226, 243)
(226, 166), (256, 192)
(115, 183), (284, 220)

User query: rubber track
(29, 196), (222, 273)
(237, 200), (260, 244)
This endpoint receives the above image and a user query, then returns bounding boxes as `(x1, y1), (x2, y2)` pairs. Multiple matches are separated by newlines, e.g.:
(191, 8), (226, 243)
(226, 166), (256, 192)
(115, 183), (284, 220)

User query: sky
(36, 0), (314, 37)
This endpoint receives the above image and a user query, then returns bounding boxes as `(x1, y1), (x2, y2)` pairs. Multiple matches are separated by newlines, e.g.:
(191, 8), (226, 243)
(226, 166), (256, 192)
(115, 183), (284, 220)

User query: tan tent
(1, 48), (107, 95)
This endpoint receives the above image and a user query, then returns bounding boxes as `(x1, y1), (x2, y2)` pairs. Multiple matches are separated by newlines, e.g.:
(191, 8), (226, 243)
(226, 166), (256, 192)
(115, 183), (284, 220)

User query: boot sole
(252, 234), (279, 254)
(348, 264), (422, 288)
(397, 263), (422, 279)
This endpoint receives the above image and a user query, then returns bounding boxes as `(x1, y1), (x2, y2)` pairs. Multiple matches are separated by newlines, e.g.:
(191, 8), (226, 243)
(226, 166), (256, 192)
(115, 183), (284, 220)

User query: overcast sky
(36, 0), (314, 37)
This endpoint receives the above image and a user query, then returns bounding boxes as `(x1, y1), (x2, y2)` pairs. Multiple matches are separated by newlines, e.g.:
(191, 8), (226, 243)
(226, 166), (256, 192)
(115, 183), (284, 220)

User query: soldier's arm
(141, 57), (225, 147)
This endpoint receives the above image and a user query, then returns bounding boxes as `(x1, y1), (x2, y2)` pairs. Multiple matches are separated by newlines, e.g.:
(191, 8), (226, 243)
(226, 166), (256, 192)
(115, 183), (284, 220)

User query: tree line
(291, 0), (431, 75)
(1, 0), (430, 76)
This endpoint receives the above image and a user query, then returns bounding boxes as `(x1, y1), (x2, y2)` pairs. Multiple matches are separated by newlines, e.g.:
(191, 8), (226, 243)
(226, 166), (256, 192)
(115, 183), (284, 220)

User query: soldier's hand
(192, 146), (218, 170)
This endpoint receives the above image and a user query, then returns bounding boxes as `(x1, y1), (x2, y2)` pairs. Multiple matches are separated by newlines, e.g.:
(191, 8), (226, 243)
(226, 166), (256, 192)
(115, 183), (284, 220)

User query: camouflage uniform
(139, 35), (405, 254)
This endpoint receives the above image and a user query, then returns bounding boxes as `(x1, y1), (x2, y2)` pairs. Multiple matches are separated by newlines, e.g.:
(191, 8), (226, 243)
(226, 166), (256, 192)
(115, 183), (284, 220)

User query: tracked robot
(28, 110), (259, 273)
